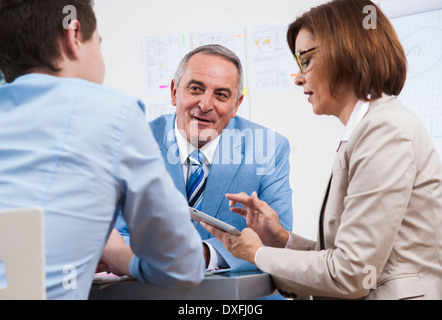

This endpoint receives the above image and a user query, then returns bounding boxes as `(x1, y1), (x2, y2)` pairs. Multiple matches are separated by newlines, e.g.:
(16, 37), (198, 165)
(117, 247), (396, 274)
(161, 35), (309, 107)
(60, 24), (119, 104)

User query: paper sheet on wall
(142, 33), (191, 96)
(193, 28), (250, 119)
(193, 27), (249, 92)
(143, 98), (176, 121)
(142, 28), (251, 120)
(247, 24), (298, 94)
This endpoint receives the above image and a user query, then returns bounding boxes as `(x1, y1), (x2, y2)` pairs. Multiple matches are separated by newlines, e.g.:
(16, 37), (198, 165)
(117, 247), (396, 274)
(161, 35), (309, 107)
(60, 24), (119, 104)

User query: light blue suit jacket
(153, 113), (293, 271)
(117, 113), (293, 271)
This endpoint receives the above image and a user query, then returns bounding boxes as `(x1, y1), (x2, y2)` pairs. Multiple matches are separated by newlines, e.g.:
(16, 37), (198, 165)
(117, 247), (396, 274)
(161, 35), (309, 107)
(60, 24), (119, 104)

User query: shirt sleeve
(116, 101), (205, 288)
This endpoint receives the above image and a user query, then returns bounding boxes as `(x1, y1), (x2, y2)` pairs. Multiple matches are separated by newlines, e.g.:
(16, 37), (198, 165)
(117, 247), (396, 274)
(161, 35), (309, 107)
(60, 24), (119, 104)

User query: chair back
(0, 207), (45, 300)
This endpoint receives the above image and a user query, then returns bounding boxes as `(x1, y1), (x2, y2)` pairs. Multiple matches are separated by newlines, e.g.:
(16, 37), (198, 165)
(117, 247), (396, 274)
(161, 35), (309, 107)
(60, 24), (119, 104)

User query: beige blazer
(255, 95), (442, 299)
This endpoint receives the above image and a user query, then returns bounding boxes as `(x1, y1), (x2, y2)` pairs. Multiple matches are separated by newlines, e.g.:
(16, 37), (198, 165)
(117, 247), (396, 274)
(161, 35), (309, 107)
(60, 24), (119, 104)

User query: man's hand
(201, 222), (263, 265)
(98, 228), (134, 276)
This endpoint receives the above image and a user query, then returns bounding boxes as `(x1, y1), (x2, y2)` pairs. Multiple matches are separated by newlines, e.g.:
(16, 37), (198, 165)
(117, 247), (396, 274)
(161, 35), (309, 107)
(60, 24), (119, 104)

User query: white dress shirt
(340, 99), (370, 143)
(174, 121), (228, 270)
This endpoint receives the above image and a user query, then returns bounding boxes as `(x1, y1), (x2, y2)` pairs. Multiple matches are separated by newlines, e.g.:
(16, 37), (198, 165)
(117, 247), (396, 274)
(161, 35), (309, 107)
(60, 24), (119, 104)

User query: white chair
(0, 207), (45, 300)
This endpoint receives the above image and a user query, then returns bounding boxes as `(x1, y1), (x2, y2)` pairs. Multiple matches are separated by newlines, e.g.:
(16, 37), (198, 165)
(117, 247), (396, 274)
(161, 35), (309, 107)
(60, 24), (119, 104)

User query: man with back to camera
(115, 44), (293, 274)
(0, 0), (204, 299)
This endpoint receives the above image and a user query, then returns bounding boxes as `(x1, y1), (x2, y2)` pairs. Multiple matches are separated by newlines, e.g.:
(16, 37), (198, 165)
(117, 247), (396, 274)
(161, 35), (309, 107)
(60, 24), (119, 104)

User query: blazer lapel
(164, 154), (186, 197)
(158, 115), (186, 197)
(318, 175), (332, 250)
(201, 130), (243, 219)
(318, 141), (348, 249)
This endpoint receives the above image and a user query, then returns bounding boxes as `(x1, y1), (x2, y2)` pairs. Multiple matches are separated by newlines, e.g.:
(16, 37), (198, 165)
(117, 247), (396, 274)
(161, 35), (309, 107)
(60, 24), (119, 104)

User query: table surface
(89, 271), (276, 300)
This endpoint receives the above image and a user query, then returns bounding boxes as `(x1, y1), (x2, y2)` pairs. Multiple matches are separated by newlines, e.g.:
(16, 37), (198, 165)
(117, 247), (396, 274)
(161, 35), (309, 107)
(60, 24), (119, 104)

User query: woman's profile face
(294, 28), (357, 125)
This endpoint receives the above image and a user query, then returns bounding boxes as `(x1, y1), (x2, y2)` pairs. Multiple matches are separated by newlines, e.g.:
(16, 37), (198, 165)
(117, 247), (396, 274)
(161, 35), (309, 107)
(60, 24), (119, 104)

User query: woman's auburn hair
(287, 0), (407, 101)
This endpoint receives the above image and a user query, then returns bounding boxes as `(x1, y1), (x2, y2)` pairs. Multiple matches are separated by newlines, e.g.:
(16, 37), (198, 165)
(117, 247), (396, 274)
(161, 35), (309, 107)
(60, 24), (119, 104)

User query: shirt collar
(341, 99), (370, 143)
(174, 119), (221, 165)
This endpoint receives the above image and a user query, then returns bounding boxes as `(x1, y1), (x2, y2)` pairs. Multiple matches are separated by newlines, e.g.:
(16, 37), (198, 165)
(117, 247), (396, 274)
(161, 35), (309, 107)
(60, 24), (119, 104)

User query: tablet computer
(189, 207), (241, 236)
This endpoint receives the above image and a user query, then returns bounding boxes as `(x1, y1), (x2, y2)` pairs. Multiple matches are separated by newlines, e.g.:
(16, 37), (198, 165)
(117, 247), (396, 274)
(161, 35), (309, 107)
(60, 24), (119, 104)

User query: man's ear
(170, 79), (178, 106)
(231, 94), (244, 118)
(61, 19), (82, 60)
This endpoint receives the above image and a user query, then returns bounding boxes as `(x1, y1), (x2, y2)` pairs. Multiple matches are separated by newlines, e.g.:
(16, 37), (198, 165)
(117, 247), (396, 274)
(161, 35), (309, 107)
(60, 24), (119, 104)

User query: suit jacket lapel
(158, 115), (186, 197)
(164, 154), (186, 197)
(318, 175), (332, 250)
(318, 141), (348, 250)
(201, 128), (243, 218)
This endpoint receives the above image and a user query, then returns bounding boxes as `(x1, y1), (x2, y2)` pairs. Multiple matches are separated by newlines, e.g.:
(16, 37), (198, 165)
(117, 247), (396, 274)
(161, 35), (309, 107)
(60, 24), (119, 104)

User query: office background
(92, 0), (442, 240)
(94, 0), (339, 241)
(0, 0), (438, 240)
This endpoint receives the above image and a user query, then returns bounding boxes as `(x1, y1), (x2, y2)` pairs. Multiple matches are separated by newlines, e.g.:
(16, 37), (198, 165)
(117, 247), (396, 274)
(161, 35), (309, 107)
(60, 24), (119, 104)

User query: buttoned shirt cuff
(204, 241), (228, 271)
(128, 255), (148, 283)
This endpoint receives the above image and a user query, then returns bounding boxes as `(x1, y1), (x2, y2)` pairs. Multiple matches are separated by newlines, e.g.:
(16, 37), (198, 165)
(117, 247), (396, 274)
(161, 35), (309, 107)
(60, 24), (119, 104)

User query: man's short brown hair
(0, 0), (96, 83)
(287, 0), (407, 100)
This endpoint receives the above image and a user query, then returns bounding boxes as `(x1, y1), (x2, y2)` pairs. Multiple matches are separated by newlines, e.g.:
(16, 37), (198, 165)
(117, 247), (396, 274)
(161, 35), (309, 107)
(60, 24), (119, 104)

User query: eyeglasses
(295, 46), (318, 74)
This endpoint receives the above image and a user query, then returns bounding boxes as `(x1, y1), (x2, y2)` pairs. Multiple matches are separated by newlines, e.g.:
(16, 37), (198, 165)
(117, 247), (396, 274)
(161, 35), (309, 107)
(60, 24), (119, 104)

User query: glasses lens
(295, 47), (317, 74)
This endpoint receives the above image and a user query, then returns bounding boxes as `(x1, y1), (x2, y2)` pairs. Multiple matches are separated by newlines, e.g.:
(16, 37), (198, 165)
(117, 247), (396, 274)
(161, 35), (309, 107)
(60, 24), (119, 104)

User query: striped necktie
(186, 149), (207, 210)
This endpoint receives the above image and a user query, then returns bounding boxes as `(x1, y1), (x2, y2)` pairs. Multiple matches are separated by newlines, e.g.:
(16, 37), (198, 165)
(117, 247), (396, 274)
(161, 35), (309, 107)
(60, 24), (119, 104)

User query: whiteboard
(380, 0), (442, 160)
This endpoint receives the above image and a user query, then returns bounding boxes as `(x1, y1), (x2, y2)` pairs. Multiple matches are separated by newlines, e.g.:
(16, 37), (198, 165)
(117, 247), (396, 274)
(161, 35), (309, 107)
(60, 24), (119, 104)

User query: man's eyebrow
(214, 87), (233, 96)
(186, 80), (205, 88)
(185, 80), (233, 96)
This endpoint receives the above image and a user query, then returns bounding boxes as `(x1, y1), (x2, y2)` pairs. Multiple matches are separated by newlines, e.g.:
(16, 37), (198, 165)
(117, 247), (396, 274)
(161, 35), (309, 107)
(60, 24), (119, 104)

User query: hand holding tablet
(189, 207), (241, 236)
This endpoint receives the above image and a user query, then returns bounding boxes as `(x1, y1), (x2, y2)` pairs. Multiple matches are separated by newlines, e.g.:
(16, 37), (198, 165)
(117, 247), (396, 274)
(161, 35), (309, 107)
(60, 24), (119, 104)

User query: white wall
(93, 0), (343, 240)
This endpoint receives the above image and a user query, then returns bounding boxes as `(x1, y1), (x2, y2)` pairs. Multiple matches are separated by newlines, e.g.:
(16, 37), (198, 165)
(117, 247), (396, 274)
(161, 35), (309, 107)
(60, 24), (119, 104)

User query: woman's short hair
(0, 0), (97, 83)
(287, 0), (407, 100)
(174, 44), (244, 98)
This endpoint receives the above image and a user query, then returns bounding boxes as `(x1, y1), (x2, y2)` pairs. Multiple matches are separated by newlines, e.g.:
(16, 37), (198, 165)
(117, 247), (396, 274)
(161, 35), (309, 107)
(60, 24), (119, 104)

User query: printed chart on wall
(247, 24), (298, 94)
(193, 27), (248, 93)
(141, 33), (191, 121)
(193, 27), (250, 120)
(382, 0), (442, 160)
(141, 29), (251, 121)
(142, 33), (191, 97)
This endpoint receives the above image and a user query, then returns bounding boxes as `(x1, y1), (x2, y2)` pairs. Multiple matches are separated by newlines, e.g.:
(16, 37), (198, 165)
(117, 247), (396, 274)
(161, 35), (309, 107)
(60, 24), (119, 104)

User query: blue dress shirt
(0, 74), (204, 299)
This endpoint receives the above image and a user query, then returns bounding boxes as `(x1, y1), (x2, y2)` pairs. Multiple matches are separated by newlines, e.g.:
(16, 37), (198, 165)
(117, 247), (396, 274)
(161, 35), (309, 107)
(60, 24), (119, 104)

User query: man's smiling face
(171, 53), (243, 148)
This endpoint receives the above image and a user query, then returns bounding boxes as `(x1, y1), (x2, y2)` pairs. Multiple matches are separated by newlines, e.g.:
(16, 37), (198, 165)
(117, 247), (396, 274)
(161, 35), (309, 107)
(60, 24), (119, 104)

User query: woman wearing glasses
(203, 0), (442, 300)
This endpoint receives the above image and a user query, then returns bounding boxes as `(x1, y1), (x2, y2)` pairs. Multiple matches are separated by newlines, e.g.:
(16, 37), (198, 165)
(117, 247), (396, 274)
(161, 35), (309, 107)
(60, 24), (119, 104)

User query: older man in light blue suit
(116, 44), (292, 272)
